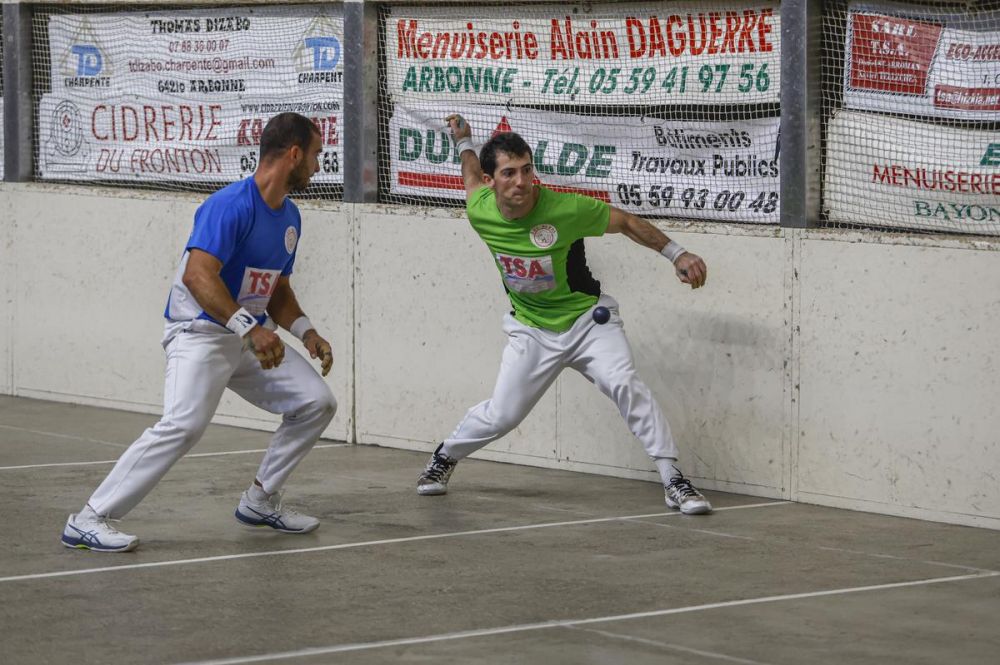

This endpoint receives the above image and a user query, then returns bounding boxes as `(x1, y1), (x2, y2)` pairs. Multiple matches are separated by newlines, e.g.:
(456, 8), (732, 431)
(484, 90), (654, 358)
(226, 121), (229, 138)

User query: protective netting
(379, 1), (783, 223)
(822, 1), (1000, 236)
(32, 3), (344, 199)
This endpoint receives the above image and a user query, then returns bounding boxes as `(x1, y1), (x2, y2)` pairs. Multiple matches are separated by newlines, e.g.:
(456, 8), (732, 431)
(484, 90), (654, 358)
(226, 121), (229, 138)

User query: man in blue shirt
(62, 113), (336, 552)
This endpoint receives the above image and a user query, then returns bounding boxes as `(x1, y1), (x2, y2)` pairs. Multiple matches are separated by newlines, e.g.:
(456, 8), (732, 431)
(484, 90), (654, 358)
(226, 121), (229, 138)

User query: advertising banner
(39, 6), (344, 183)
(386, 1), (781, 106)
(389, 104), (781, 222)
(845, 3), (1000, 119)
(825, 109), (1000, 235)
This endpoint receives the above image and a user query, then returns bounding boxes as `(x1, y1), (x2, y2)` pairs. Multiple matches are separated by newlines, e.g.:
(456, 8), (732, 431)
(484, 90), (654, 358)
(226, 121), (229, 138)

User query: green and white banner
(389, 104), (780, 222)
(386, 1), (780, 106)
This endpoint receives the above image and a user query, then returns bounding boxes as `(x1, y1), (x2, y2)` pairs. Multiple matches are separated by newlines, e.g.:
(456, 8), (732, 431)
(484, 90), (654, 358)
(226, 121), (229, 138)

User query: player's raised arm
(607, 206), (708, 289)
(446, 114), (486, 199)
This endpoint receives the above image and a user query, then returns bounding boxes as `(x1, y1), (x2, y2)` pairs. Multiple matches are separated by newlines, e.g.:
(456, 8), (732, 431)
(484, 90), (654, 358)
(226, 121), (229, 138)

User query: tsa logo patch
(284, 226), (298, 254)
(496, 253), (556, 293)
(237, 267), (281, 316)
(529, 224), (557, 249)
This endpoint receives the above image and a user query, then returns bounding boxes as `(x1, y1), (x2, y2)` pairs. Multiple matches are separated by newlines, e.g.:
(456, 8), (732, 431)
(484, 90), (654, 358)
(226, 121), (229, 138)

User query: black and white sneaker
(417, 444), (458, 496)
(664, 474), (712, 515)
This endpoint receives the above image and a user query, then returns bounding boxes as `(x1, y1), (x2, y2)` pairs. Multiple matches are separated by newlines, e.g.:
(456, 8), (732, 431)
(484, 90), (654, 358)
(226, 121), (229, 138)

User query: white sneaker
(61, 508), (139, 552)
(664, 475), (713, 515)
(234, 490), (319, 533)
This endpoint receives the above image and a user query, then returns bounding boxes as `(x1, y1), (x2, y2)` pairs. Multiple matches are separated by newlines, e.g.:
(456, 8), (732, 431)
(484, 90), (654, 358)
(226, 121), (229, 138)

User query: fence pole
(3, 2), (33, 182)
(342, 0), (378, 203)
(780, 0), (822, 227)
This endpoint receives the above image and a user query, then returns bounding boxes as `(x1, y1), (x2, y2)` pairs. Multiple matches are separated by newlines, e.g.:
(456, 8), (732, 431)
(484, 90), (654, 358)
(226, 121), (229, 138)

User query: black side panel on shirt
(567, 239), (601, 296)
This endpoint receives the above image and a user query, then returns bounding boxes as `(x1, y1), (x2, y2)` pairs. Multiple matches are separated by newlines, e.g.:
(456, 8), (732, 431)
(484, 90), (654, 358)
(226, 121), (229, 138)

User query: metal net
(822, 0), (1000, 236)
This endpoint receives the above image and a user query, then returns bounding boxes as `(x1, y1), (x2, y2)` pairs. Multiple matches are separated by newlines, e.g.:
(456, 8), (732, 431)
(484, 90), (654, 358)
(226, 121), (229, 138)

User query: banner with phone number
(387, 1), (781, 106)
(389, 104), (780, 222)
(41, 5), (343, 184)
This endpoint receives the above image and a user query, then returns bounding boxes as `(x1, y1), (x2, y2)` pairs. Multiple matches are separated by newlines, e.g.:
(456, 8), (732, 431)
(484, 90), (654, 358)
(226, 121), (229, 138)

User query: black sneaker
(417, 444), (458, 496)
(664, 474), (712, 515)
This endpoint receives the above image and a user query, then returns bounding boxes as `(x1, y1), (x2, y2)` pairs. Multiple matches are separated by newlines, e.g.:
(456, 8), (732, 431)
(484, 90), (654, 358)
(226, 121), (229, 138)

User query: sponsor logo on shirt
(238, 267), (280, 316)
(529, 224), (558, 249)
(496, 253), (555, 293)
(284, 226), (298, 254)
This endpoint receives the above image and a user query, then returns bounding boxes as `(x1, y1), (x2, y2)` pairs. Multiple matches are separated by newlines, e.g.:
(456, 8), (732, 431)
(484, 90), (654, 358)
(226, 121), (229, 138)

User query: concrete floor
(1, 395), (998, 665)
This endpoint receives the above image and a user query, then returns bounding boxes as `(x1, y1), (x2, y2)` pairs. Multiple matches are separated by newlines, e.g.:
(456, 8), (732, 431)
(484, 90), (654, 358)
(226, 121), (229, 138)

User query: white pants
(89, 323), (337, 519)
(443, 295), (678, 463)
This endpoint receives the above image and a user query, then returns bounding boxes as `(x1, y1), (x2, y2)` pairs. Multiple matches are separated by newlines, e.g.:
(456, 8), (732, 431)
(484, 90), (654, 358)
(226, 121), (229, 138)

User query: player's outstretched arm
(269, 276), (333, 377)
(446, 114), (486, 199)
(183, 249), (285, 369)
(606, 207), (707, 289)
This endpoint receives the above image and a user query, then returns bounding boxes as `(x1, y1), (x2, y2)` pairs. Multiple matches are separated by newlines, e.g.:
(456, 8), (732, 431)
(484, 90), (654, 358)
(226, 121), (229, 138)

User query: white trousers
(89, 324), (337, 519)
(443, 295), (678, 463)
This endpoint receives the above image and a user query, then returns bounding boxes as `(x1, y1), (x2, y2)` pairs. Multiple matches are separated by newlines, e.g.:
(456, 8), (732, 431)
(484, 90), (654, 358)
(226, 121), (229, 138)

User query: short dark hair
(259, 112), (320, 162)
(480, 132), (532, 177)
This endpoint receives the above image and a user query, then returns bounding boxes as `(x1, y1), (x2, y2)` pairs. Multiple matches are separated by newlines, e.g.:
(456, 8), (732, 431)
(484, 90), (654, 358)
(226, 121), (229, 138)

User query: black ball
(592, 306), (611, 324)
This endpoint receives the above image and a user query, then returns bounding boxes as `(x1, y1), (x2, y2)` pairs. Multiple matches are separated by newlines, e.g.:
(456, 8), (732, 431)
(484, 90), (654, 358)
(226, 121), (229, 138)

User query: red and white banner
(389, 104), (781, 222)
(845, 3), (1000, 119)
(40, 6), (344, 183)
(825, 109), (1000, 236)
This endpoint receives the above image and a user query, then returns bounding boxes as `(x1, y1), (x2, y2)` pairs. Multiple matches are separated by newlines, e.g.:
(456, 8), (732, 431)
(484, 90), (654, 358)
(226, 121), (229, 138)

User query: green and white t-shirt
(467, 186), (610, 332)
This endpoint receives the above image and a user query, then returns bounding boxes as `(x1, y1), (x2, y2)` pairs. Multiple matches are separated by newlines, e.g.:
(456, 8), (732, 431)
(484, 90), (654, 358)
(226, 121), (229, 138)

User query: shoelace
(261, 491), (308, 518)
(91, 514), (126, 535)
(424, 455), (454, 482)
(668, 477), (699, 498)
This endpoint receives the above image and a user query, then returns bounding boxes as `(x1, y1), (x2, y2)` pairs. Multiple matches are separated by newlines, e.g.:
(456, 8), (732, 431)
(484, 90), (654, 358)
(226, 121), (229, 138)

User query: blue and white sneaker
(234, 490), (319, 533)
(62, 508), (139, 552)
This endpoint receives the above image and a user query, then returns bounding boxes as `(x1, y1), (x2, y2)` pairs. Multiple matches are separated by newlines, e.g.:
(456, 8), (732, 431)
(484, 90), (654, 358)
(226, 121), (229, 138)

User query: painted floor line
(629, 520), (999, 576)
(0, 423), (130, 450)
(173, 570), (1000, 665)
(567, 626), (776, 665)
(815, 545), (999, 575)
(0, 501), (790, 583)
(0, 443), (350, 471)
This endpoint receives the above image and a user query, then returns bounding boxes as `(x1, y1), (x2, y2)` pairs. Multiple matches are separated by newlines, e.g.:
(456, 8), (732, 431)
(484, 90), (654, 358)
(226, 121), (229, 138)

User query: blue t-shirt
(164, 177), (301, 327)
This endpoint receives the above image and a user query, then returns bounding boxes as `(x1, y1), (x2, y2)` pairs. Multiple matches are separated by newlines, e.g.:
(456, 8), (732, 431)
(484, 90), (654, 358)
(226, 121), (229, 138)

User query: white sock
(654, 458), (683, 485)
(248, 484), (270, 502)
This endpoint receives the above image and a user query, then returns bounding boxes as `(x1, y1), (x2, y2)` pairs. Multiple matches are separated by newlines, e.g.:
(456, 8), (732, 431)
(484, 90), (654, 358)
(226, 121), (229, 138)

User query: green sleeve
(575, 194), (611, 238)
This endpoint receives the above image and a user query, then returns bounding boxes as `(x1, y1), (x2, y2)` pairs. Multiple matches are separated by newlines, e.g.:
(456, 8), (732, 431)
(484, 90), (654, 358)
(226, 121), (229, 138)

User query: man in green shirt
(417, 115), (712, 515)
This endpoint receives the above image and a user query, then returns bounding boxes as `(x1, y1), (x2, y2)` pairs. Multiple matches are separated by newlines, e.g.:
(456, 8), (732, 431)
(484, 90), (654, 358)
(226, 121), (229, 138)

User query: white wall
(1, 183), (998, 529)
(1, 183), (353, 442)
(0, 189), (11, 395)
(796, 232), (1000, 528)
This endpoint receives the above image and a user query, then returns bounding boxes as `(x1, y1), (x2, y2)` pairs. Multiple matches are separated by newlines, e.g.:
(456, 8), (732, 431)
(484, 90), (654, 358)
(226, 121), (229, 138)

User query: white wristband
(660, 241), (686, 264)
(225, 308), (258, 338)
(289, 316), (315, 341)
(455, 137), (475, 155)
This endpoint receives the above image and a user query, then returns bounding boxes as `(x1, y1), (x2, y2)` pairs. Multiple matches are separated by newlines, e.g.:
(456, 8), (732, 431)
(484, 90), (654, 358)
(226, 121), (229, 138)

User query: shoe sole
(234, 510), (319, 534)
(665, 499), (713, 515)
(417, 485), (447, 496)
(61, 536), (139, 553)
